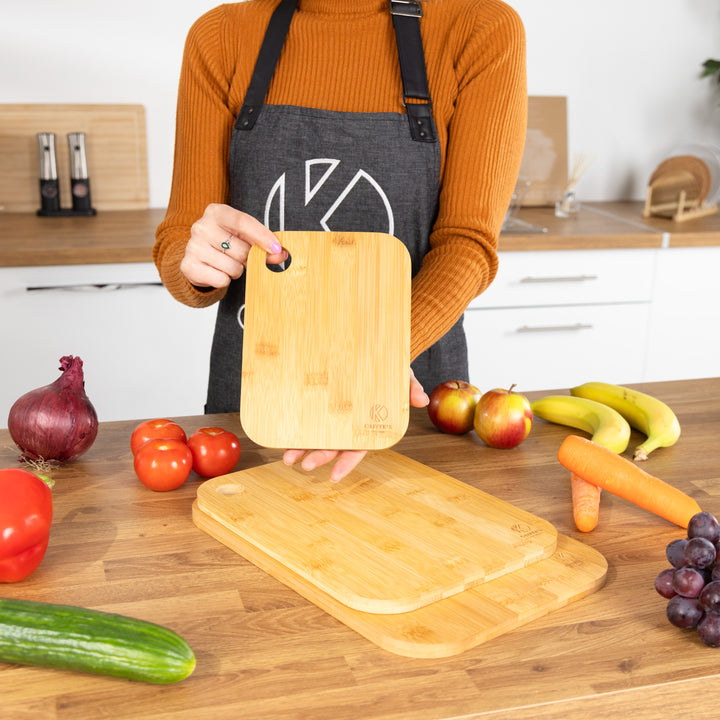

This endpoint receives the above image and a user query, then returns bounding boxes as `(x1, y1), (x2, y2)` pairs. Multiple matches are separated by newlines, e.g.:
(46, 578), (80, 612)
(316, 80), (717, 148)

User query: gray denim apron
(205, 0), (468, 413)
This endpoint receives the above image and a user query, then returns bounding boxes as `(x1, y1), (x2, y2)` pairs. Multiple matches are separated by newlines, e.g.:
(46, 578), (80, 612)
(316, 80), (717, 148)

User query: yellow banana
(530, 394), (631, 453)
(570, 381), (681, 461)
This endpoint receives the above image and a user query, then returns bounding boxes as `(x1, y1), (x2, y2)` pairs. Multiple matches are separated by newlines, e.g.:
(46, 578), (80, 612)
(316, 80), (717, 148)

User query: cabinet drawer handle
(25, 282), (164, 293)
(516, 323), (593, 333)
(519, 274), (598, 283)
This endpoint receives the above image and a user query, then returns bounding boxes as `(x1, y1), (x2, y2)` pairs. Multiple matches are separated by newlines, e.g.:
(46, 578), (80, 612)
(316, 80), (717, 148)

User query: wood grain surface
(0, 208), (166, 267)
(0, 378), (718, 720)
(241, 231), (410, 450)
(1, 202), (718, 271)
(0, 104), (149, 212)
(194, 504), (605, 658)
(195, 450), (558, 614)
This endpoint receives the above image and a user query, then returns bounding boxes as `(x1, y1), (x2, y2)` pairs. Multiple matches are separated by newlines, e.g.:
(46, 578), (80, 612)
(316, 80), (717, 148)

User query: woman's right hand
(180, 203), (287, 289)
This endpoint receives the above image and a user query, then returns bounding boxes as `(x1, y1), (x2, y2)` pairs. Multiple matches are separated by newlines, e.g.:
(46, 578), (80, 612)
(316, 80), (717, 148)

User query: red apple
(427, 380), (482, 434)
(473, 384), (533, 448)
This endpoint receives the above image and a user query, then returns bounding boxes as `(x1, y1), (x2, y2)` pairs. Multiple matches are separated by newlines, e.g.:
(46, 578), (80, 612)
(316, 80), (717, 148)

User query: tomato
(133, 438), (193, 491)
(187, 427), (242, 478)
(130, 418), (186, 455)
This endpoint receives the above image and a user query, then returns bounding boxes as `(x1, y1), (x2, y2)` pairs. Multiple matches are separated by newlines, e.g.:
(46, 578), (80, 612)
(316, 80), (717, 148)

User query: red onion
(8, 355), (98, 464)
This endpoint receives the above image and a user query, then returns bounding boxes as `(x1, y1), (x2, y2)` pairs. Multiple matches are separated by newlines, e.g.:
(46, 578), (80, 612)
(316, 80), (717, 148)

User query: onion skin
(7, 356), (99, 465)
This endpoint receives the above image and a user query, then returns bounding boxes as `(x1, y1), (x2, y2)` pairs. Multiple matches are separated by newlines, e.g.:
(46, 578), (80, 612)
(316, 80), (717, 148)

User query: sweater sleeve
(153, 6), (236, 309)
(409, 3), (527, 361)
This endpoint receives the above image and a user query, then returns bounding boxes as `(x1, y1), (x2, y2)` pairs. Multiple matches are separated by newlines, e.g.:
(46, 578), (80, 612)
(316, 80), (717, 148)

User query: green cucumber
(0, 597), (195, 683)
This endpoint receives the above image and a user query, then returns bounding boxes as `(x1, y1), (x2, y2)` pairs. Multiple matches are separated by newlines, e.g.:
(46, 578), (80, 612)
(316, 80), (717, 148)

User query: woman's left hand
(282, 368), (430, 482)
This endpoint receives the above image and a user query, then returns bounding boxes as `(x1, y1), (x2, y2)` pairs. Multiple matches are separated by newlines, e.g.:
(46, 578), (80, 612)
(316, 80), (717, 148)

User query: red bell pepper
(0, 468), (53, 582)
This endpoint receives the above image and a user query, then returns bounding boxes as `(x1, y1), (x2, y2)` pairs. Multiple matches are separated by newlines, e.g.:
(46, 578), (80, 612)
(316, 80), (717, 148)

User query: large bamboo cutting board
(194, 450), (558, 614)
(193, 503), (607, 658)
(240, 231), (410, 451)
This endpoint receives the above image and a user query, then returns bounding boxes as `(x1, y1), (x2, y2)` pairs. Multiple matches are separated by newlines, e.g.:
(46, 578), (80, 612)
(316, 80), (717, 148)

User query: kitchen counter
(0, 208), (166, 266)
(1, 202), (718, 267)
(499, 200), (720, 250)
(1, 377), (719, 719)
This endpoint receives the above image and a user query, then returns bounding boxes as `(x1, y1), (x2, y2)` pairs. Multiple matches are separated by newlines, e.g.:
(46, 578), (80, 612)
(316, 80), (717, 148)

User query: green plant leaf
(701, 58), (720, 81)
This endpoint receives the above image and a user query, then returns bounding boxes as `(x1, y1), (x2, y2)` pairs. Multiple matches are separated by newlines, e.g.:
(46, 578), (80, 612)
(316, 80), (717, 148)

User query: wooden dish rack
(643, 154), (718, 222)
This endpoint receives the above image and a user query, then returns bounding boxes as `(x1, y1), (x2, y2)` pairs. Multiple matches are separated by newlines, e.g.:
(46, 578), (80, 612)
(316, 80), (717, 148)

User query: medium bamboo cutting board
(192, 503), (607, 658)
(194, 450), (558, 614)
(240, 231), (410, 450)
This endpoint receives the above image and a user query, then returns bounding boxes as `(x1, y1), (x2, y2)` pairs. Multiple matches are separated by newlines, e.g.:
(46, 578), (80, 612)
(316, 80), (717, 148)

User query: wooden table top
(1, 202), (718, 268)
(1, 377), (719, 719)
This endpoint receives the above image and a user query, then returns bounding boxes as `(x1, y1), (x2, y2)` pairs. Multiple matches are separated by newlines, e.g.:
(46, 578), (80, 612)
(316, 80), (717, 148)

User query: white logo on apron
(263, 159), (394, 234)
(238, 159), (395, 331)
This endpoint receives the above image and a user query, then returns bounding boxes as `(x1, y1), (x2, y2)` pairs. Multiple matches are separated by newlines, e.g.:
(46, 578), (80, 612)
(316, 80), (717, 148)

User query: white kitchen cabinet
(464, 249), (657, 391)
(464, 303), (652, 392)
(644, 246), (720, 382)
(0, 263), (217, 426)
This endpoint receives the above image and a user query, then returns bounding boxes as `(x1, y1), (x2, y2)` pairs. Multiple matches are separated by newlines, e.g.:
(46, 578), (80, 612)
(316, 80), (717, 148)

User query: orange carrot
(558, 434), (701, 528)
(570, 472), (601, 532)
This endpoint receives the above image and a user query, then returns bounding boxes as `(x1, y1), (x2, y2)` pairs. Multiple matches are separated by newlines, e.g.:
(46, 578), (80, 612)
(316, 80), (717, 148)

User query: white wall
(3, 0), (720, 205)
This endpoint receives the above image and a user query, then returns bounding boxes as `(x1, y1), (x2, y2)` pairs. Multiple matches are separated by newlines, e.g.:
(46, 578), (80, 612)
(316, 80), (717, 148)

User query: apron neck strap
(235, 0), (436, 143)
(389, 0), (435, 142)
(235, 0), (298, 132)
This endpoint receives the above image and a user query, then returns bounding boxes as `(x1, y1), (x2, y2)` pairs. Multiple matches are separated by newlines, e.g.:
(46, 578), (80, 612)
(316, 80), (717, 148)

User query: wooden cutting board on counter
(194, 450), (558, 614)
(240, 231), (410, 451)
(193, 504), (606, 658)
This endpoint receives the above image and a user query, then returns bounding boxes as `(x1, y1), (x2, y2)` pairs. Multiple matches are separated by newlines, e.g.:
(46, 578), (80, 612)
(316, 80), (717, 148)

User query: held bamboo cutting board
(193, 503), (607, 659)
(194, 450), (558, 614)
(240, 231), (411, 450)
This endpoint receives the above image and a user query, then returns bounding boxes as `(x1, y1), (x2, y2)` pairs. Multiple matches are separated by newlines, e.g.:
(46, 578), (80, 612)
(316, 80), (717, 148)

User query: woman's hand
(282, 368), (430, 482)
(180, 203), (287, 289)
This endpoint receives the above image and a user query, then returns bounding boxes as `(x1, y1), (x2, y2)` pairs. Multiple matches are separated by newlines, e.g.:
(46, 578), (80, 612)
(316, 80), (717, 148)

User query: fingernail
(270, 241), (282, 254)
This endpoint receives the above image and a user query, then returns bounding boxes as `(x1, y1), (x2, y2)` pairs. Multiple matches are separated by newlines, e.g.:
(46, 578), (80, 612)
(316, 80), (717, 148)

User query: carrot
(570, 472), (601, 532)
(558, 434), (701, 528)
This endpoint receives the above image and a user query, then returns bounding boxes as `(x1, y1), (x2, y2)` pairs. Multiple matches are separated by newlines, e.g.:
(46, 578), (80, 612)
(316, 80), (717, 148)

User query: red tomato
(133, 438), (193, 491)
(130, 418), (186, 455)
(187, 427), (242, 478)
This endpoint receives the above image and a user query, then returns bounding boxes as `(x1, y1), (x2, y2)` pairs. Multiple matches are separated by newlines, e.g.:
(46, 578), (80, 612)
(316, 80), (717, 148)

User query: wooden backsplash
(0, 104), (149, 212)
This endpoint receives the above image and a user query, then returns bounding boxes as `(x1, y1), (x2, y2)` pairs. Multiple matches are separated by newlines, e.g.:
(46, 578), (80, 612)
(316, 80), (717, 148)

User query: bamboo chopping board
(240, 231), (410, 450)
(193, 502), (607, 658)
(194, 450), (558, 614)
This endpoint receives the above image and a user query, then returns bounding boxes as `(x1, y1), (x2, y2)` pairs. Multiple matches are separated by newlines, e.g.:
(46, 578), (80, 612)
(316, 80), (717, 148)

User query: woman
(154, 0), (527, 480)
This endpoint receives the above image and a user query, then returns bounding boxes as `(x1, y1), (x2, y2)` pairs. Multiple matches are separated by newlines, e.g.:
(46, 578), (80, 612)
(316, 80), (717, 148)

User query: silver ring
(220, 234), (233, 253)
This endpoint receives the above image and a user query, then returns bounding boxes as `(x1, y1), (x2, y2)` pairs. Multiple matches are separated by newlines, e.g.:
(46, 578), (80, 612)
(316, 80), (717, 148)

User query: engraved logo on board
(365, 404), (391, 431)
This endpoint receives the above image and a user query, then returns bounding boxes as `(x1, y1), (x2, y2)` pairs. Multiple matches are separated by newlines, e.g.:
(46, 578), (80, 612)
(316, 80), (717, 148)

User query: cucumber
(0, 597), (195, 683)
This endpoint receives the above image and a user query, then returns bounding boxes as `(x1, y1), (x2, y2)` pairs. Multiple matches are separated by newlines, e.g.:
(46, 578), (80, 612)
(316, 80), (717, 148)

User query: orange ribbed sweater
(154, 0), (526, 362)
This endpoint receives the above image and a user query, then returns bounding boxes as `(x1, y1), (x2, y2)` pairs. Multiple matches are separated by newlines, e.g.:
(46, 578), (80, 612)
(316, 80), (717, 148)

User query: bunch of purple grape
(655, 511), (720, 647)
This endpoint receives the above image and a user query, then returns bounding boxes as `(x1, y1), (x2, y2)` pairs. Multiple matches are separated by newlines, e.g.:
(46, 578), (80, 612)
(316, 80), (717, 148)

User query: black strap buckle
(388, 0), (423, 18)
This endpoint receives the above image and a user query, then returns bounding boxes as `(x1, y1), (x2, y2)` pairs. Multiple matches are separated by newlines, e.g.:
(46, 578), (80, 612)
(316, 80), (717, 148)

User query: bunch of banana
(570, 381), (681, 461)
(530, 395), (631, 453)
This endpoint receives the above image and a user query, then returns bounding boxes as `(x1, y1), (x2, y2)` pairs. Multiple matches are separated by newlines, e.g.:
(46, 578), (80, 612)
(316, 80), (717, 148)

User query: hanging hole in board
(267, 250), (292, 273)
